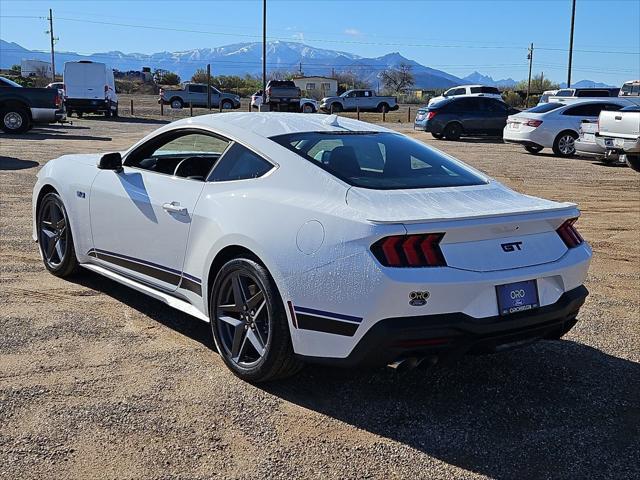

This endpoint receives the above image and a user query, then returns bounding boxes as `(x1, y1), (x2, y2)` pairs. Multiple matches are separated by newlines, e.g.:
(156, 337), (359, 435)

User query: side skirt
(81, 263), (210, 323)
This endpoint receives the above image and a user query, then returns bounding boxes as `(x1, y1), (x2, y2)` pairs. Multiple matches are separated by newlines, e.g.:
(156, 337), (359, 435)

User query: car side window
(126, 131), (230, 177)
(209, 143), (273, 182)
(563, 104), (605, 117)
(189, 85), (206, 94)
(486, 99), (507, 113)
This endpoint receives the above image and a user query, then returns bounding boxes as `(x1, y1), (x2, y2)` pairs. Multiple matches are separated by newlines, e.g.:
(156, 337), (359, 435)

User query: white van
(63, 61), (118, 117)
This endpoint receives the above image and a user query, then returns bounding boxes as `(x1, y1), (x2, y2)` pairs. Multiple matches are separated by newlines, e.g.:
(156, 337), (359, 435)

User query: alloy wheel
(216, 271), (270, 368)
(38, 198), (68, 268)
(558, 135), (576, 155)
(4, 112), (22, 130)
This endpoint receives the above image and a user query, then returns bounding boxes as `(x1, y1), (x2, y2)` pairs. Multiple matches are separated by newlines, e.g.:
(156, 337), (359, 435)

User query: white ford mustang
(33, 113), (591, 382)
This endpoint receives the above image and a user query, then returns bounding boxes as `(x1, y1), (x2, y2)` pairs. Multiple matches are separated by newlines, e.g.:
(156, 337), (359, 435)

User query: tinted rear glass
(480, 86), (501, 94)
(621, 105), (640, 112)
(270, 132), (487, 190)
(527, 103), (564, 113)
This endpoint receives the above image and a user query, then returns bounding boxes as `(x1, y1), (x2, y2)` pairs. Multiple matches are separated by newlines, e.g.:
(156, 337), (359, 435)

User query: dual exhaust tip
(388, 355), (439, 371)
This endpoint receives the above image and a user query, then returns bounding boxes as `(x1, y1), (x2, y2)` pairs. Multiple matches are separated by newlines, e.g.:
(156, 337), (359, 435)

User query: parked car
(158, 83), (241, 110)
(619, 80), (640, 97)
(428, 85), (502, 106)
(574, 120), (619, 163)
(320, 89), (399, 113)
(415, 96), (519, 140)
(251, 91), (318, 113)
(0, 75), (65, 133)
(504, 99), (632, 157)
(64, 61), (118, 118)
(537, 90), (559, 105)
(552, 87), (620, 99)
(595, 105), (640, 172)
(33, 112), (591, 382)
(263, 80), (301, 112)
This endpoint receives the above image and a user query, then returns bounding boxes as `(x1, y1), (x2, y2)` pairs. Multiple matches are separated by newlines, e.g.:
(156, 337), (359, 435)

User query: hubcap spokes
(216, 272), (268, 367)
(560, 136), (575, 154)
(5, 112), (22, 129)
(40, 201), (67, 266)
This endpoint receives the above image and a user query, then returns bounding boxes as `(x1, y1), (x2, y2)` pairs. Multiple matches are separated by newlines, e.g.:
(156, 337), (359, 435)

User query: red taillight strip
(557, 218), (584, 248)
(381, 236), (403, 266)
(372, 233), (446, 268)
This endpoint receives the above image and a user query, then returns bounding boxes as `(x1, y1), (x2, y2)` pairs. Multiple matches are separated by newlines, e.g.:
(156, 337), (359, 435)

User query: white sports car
(33, 113), (591, 382)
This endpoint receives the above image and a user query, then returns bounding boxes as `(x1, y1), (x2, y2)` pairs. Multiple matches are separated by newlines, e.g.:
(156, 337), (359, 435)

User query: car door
(210, 86), (221, 108)
(343, 91), (357, 110)
(483, 98), (509, 131)
(562, 102), (623, 131)
(454, 98), (482, 132)
(188, 84), (207, 107)
(89, 129), (230, 291)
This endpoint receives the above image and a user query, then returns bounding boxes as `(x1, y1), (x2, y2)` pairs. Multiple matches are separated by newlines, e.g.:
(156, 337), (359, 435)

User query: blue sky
(1, 0), (638, 85)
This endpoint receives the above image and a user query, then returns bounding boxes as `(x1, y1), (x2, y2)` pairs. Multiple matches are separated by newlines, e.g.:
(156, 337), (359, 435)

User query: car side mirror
(98, 152), (122, 172)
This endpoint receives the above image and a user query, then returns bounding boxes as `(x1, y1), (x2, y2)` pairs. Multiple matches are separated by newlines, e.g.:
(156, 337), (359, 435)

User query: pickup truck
(251, 91), (317, 113)
(263, 80), (301, 112)
(596, 105), (640, 171)
(0, 76), (65, 134)
(158, 83), (241, 110)
(320, 89), (399, 113)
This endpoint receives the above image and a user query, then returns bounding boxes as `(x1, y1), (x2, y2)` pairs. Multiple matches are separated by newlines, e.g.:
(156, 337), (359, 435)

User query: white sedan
(503, 99), (631, 157)
(33, 113), (592, 382)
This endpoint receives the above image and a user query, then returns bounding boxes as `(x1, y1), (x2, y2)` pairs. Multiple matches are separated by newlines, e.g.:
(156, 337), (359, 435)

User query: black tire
(330, 102), (342, 113)
(221, 100), (233, 110)
(1, 106), (31, 134)
(112, 105), (119, 118)
(210, 257), (302, 382)
(626, 154), (640, 172)
(67, 110), (74, 118)
(301, 103), (315, 113)
(170, 98), (184, 109)
(443, 122), (463, 141)
(76, 112), (83, 118)
(525, 145), (543, 154)
(552, 131), (578, 157)
(37, 192), (79, 278)
(104, 109), (111, 118)
(377, 102), (389, 113)
(431, 132), (443, 140)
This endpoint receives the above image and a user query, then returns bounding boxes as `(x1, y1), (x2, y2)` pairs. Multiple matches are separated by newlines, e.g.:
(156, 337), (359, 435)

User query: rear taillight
(524, 119), (543, 127)
(159, 88), (164, 96)
(426, 111), (437, 120)
(54, 93), (61, 107)
(371, 233), (446, 267)
(557, 218), (584, 248)
(266, 87), (271, 96)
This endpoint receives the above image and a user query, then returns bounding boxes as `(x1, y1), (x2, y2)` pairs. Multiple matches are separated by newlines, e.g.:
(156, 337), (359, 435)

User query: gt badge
(409, 290), (430, 306)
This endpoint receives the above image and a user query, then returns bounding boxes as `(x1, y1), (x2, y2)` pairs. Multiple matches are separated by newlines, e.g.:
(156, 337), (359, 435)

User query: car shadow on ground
(69, 270), (214, 350)
(448, 136), (505, 144)
(263, 344), (640, 479)
(0, 156), (39, 170)
(74, 116), (170, 125)
(2, 127), (112, 141)
(66, 269), (639, 479)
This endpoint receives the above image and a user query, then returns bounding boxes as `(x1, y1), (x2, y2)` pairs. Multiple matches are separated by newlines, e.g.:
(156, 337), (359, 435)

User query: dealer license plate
(496, 280), (539, 316)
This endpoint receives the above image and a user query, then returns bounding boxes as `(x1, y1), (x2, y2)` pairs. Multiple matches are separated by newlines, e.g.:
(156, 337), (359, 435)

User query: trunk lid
(347, 182), (578, 272)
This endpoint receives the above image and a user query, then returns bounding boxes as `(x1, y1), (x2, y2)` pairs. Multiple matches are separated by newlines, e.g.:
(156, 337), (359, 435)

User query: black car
(415, 96), (519, 140)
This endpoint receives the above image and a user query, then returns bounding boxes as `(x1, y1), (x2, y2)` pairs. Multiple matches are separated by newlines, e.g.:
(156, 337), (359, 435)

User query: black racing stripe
(180, 277), (202, 296)
(94, 251), (181, 285)
(296, 313), (359, 337)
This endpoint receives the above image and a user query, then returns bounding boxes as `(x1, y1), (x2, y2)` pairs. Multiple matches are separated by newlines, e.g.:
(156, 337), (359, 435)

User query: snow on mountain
(462, 71), (517, 88)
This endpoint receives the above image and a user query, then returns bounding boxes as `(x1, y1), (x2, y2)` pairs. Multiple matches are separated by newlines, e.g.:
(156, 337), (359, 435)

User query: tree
(153, 69), (180, 85)
(333, 70), (370, 94)
(191, 68), (209, 84)
(379, 63), (415, 94)
(515, 73), (559, 94)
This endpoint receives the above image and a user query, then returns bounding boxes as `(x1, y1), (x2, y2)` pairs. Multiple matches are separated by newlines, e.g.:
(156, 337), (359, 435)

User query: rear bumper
(595, 135), (640, 154)
(30, 107), (66, 124)
(66, 98), (111, 112)
(575, 139), (607, 157)
(298, 285), (588, 368)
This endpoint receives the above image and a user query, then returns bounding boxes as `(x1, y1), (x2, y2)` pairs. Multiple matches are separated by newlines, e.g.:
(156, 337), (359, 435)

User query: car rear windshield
(270, 131), (487, 190)
(527, 103), (564, 113)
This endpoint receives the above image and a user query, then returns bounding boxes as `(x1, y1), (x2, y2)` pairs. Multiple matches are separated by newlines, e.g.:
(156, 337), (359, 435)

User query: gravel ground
(0, 108), (639, 480)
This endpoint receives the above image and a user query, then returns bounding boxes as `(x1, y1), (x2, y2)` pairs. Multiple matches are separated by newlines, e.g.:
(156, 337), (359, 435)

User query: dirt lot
(1, 110), (639, 480)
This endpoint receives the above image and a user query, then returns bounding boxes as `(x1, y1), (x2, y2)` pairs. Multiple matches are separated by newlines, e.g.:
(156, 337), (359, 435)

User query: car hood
(345, 182), (575, 224)
(321, 96), (340, 103)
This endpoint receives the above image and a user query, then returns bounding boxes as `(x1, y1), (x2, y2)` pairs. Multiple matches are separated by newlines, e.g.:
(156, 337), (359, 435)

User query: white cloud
(344, 28), (362, 37)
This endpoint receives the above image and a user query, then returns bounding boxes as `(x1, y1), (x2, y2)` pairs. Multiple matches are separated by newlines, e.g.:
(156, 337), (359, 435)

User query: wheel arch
(555, 129), (579, 141)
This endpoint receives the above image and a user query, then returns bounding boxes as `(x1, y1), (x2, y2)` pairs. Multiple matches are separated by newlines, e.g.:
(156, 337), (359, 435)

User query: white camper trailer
(21, 59), (53, 78)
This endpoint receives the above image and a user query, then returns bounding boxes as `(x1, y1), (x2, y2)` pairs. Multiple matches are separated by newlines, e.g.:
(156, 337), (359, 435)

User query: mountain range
(0, 39), (614, 90)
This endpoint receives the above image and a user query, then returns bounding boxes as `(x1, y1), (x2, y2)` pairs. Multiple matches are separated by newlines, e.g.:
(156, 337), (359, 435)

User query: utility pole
(299, 61), (302, 75)
(47, 9), (56, 80)
(526, 43), (534, 108)
(260, 0), (268, 111)
(567, 0), (576, 88)
(206, 63), (211, 110)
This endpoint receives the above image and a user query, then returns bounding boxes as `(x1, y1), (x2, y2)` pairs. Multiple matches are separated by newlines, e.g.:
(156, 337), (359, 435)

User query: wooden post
(130, 99), (134, 116)
(207, 64), (211, 110)
(219, 101), (222, 113)
(330, 103), (334, 115)
(248, 100), (251, 112)
(357, 106), (360, 120)
(160, 101), (164, 116)
(407, 107), (411, 123)
(382, 109), (386, 122)
(190, 102), (193, 117)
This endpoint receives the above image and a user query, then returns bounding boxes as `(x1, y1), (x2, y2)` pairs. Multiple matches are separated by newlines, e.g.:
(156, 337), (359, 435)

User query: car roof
(165, 112), (390, 139)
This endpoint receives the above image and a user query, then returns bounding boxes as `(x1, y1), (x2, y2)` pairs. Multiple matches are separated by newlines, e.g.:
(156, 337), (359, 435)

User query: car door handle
(162, 202), (187, 215)
(615, 116), (622, 121)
